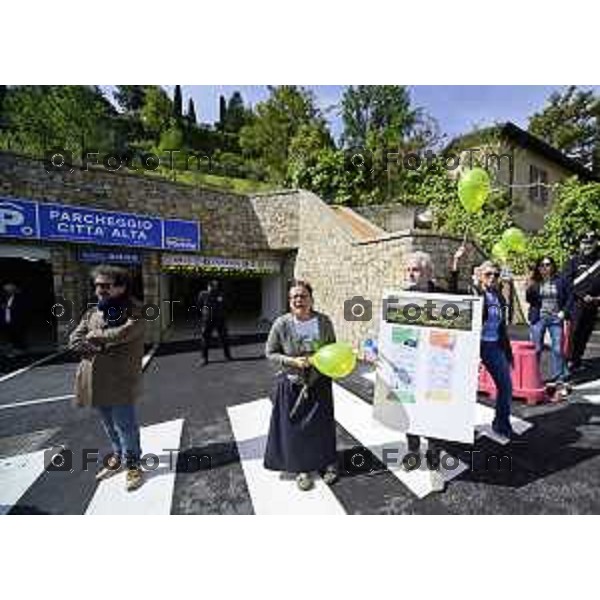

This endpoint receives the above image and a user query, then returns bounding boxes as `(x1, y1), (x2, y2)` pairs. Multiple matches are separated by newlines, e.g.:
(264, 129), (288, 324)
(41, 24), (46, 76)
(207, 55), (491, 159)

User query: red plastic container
(478, 340), (546, 405)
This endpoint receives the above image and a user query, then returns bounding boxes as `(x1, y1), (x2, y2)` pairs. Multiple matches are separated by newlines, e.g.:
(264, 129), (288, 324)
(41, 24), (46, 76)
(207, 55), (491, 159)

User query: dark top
(197, 288), (227, 322)
(526, 275), (572, 324)
(447, 270), (513, 365)
(562, 251), (600, 303)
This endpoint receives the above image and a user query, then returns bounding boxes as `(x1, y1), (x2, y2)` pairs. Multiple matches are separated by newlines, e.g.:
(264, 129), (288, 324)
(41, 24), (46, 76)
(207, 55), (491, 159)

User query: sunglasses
(94, 281), (113, 289)
(290, 293), (309, 300)
(540, 261), (553, 267)
(483, 271), (500, 278)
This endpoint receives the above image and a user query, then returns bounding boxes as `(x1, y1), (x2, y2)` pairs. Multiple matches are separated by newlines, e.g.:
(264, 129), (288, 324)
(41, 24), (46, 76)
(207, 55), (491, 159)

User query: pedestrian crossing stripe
(359, 370), (533, 445)
(227, 399), (345, 515)
(333, 384), (468, 499)
(1, 384), (534, 515)
(0, 450), (47, 515)
(85, 419), (184, 515)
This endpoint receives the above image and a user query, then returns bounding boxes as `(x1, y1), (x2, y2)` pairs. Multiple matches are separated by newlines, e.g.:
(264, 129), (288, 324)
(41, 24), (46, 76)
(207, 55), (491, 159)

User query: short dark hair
(91, 265), (131, 292)
(288, 278), (313, 298)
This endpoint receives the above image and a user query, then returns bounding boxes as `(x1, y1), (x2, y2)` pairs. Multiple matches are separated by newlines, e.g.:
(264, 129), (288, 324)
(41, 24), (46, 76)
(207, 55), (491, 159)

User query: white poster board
(373, 290), (483, 444)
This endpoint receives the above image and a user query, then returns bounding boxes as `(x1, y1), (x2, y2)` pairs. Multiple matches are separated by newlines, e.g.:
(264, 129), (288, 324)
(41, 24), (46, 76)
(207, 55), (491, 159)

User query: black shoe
(407, 436), (420, 454)
(492, 420), (514, 440)
(425, 449), (441, 471)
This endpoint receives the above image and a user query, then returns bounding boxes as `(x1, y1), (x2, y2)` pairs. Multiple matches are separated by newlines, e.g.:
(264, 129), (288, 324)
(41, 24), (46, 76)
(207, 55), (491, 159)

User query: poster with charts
(373, 290), (483, 444)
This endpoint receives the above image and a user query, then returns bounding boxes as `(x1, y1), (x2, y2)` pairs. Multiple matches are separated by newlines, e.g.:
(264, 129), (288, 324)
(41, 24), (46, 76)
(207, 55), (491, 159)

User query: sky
(103, 85), (600, 143)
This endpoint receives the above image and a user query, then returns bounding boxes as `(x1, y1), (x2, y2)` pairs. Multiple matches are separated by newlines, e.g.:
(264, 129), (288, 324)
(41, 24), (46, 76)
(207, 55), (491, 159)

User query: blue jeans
(96, 405), (141, 468)
(530, 315), (568, 382)
(480, 341), (513, 432)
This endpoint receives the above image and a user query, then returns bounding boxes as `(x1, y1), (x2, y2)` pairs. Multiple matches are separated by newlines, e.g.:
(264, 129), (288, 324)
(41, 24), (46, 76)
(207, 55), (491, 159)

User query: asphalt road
(1, 334), (600, 514)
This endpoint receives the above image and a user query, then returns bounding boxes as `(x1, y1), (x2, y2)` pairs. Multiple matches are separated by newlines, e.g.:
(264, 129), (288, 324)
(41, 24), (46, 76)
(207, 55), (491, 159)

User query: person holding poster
(263, 279), (338, 491)
(400, 248), (464, 489)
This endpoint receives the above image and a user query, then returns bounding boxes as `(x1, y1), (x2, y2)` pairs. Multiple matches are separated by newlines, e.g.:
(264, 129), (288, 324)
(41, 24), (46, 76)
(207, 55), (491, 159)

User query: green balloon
(311, 342), (357, 380)
(458, 168), (491, 213)
(491, 241), (509, 263)
(501, 227), (528, 253)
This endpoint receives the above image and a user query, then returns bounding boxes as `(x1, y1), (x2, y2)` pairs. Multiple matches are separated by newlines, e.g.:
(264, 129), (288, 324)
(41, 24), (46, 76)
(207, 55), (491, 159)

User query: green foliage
(528, 85), (600, 171)
(140, 86), (173, 141)
(0, 85), (118, 156)
(114, 86), (147, 113)
(518, 178), (600, 270)
(172, 85), (183, 120)
(239, 86), (327, 183)
(186, 98), (197, 125)
(341, 85), (417, 149)
(416, 159), (514, 252)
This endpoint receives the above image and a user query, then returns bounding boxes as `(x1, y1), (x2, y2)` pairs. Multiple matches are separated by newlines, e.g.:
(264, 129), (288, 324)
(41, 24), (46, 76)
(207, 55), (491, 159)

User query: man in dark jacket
(563, 231), (600, 372)
(0, 282), (29, 357)
(197, 279), (232, 366)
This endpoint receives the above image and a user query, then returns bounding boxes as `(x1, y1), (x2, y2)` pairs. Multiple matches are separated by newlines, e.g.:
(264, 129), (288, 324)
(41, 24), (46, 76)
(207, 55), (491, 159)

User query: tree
(239, 86), (328, 183)
(218, 95), (227, 131)
(173, 85), (183, 120)
(528, 85), (600, 172)
(341, 85), (419, 149)
(140, 86), (173, 141)
(187, 98), (197, 125)
(1, 85), (118, 156)
(114, 85), (147, 113)
(223, 91), (251, 134)
(340, 85), (441, 204)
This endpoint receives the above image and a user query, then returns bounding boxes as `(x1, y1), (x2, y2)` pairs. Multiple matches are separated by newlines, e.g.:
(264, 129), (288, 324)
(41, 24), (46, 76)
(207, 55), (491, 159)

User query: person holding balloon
(458, 168), (517, 438)
(263, 279), (348, 491)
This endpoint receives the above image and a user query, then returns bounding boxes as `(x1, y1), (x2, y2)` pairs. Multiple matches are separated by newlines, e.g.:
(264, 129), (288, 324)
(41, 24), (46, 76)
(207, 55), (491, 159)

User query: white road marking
(332, 384), (468, 499)
(0, 450), (47, 515)
(85, 419), (184, 515)
(0, 351), (66, 384)
(474, 403), (533, 445)
(227, 399), (345, 515)
(583, 395), (600, 404)
(359, 369), (533, 446)
(0, 394), (75, 412)
(362, 371), (376, 383)
(142, 344), (159, 371)
(0, 349), (154, 412)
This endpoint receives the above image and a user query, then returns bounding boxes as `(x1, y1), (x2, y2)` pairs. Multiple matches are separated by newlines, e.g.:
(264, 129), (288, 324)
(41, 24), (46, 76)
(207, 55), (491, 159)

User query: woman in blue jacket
(526, 256), (571, 391)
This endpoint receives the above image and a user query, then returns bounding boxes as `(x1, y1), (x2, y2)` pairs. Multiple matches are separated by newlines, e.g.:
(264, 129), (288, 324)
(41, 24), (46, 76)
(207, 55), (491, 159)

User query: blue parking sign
(0, 198), (39, 239)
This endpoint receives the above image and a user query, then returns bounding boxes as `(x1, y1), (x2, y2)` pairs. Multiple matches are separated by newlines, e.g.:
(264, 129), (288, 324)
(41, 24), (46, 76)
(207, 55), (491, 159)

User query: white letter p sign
(0, 203), (25, 234)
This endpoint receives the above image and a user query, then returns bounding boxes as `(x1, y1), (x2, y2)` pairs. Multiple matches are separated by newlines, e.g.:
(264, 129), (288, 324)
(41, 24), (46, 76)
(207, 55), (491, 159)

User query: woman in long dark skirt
(264, 279), (338, 491)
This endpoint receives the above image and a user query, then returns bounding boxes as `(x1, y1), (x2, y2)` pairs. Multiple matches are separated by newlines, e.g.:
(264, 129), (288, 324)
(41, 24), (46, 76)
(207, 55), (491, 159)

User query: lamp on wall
(414, 207), (433, 229)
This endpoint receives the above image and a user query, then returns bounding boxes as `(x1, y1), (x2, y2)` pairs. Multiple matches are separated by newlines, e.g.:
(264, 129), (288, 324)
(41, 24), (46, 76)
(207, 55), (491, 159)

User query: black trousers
(201, 320), (231, 361)
(2, 323), (27, 351)
(569, 304), (598, 365)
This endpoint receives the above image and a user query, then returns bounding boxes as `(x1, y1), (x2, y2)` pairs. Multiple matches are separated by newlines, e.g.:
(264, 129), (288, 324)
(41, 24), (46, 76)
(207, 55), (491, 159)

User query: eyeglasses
(94, 281), (113, 289)
(290, 293), (309, 300)
(483, 271), (500, 278)
(540, 261), (553, 267)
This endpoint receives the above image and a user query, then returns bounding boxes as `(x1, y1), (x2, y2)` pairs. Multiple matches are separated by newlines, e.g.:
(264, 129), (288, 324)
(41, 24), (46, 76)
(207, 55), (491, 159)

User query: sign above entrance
(78, 248), (141, 264)
(162, 254), (281, 274)
(0, 197), (201, 252)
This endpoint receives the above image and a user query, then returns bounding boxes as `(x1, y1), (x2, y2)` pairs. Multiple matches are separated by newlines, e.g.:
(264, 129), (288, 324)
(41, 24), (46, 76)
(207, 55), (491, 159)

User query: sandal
(296, 472), (314, 491)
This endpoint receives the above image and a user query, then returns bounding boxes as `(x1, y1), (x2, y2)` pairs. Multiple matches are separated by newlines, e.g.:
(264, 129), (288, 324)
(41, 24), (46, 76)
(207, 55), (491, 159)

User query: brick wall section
(286, 191), (486, 347)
